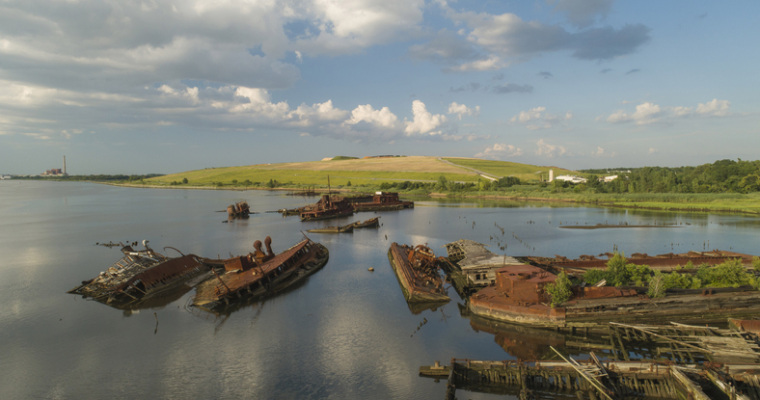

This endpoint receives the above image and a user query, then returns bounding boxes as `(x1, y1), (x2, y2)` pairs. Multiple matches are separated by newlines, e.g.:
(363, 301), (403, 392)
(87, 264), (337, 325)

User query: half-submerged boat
(299, 194), (354, 221)
(192, 236), (329, 311)
(68, 241), (210, 308)
(352, 192), (413, 212)
(306, 217), (380, 233)
(387, 242), (450, 304)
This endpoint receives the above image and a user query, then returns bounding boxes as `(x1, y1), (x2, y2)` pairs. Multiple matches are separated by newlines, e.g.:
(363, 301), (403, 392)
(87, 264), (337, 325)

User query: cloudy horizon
(1, 1), (757, 175)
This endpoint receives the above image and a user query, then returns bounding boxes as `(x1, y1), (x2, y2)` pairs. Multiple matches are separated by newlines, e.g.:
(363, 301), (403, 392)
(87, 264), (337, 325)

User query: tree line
(580, 159), (760, 194)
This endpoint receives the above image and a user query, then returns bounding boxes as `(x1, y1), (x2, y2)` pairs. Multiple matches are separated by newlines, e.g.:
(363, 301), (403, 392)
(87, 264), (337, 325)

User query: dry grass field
(146, 156), (578, 188)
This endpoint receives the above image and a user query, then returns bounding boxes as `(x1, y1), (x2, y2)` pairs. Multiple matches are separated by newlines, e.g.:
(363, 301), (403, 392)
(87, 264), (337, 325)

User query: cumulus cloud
(535, 139), (567, 158)
(475, 143), (524, 159)
(345, 104), (399, 129)
(448, 102), (480, 120)
(696, 98), (730, 116)
(511, 106), (572, 130)
(415, 3), (650, 70)
(404, 100), (447, 136)
(605, 99), (730, 125)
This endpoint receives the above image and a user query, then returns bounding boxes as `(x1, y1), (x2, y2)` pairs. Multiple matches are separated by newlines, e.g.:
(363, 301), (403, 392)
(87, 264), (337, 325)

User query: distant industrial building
(41, 155), (68, 176)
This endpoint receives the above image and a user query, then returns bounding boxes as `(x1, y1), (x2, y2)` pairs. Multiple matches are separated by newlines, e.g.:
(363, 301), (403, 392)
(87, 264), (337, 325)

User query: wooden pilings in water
(421, 357), (759, 400)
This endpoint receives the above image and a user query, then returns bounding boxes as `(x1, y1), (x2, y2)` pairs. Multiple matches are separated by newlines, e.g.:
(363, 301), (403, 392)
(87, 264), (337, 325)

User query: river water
(2, 181), (759, 399)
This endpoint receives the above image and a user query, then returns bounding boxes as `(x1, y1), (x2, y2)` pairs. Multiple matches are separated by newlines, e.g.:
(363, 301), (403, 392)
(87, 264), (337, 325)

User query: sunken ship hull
(192, 237), (329, 311)
(68, 244), (210, 308)
(387, 242), (450, 304)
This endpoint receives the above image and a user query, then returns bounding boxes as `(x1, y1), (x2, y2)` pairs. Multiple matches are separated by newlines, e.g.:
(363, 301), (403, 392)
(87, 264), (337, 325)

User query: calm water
(2, 181), (759, 399)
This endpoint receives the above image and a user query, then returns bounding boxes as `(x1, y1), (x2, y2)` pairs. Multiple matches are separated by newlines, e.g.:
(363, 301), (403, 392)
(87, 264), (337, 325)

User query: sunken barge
(192, 236), (329, 311)
(351, 192), (413, 212)
(442, 239), (760, 329)
(68, 241), (211, 308)
(387, 243), (450, 304)
(299, 194), (354, 221)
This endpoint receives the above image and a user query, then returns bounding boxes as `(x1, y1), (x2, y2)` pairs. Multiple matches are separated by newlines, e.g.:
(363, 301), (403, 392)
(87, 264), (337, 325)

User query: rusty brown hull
(387, 243), (450, 304)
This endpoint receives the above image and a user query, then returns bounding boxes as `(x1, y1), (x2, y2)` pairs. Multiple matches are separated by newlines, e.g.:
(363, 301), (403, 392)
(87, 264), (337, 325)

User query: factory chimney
(63, 155), (67, 176)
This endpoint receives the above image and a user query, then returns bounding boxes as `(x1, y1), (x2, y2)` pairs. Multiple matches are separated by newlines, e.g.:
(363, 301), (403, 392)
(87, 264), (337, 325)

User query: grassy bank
(127, 156), (760, 215)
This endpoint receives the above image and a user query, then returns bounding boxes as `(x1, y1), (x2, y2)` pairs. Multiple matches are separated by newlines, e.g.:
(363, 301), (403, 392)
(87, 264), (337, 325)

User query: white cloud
(448, 102), (480, 120)
(696, 98), (730, 116)
(345, 104), (399, 129)
(404, 100), (446, 136)
(605, 99), (730, 125)
(535, 138), (567, 158)
(511, 106), (571, 130)
(475, 143), (523, 159)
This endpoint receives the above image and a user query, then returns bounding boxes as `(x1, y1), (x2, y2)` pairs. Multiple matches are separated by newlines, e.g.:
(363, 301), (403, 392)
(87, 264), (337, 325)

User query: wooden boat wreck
(192, 236), (329, 311)
(68, 241), (211, 308)
(306, 217), (380, 234)
(387, 243), (450, 304)
(299, 194), (354, 221)
(351, 192), (413, 212)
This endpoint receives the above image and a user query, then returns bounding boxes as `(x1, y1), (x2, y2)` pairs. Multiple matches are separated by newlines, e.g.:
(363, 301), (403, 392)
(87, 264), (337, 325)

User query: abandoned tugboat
(387, 243), (450, 304)
(191, 236), (329, 311)
(68, 241), (210, 308)
(299, 194), (354, 221)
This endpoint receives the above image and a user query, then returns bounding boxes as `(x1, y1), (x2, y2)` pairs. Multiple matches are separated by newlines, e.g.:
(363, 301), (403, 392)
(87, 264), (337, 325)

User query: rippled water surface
(1, 181), (758, 399)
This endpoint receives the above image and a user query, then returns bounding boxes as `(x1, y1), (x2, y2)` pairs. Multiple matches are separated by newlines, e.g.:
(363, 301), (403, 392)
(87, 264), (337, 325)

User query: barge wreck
(387, 243), (450, 304)
(68, 241), (211, 308)
(192, 236), (329, 312)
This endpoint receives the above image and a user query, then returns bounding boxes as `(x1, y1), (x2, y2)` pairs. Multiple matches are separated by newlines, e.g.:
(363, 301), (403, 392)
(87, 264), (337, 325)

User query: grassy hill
(146, 156), (578, 189)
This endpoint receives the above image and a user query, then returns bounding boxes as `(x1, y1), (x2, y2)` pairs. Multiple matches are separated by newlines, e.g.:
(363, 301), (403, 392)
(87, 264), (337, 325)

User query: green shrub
(546, 271), (573, 308)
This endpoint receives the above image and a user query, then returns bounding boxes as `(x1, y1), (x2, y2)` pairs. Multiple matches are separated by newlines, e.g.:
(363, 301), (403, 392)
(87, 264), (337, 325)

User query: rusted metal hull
(387, 242), (450, 304)
(192, 239), (329, 311)
(469, 284), (760, 329)
(352, 192), (413, 212)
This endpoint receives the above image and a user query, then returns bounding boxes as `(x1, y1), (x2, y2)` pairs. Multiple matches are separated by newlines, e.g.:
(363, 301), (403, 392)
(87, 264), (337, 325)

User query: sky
(1, 0), (758, 175)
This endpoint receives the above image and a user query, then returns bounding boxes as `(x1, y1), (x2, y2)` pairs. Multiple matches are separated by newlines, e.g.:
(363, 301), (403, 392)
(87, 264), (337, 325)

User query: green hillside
(145, 156), (574, 189)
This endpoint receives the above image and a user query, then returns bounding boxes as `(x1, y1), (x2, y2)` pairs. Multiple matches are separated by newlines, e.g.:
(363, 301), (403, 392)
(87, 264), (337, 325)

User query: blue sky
(1, 0), (758, 175)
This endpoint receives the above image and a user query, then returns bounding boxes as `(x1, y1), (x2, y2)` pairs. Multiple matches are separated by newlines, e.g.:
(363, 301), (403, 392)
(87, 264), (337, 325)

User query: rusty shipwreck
(299, 194), (354, 221)
(443, 239), (760, 329)
(387, 242), (450, 304)
(192, 236), (329, 311)
(68, 241), (211, 308)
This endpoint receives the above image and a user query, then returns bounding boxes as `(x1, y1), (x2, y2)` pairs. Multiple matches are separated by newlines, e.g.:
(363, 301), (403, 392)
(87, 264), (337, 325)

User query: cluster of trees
(581, 159), (760, 194)
(546, 253), (760, 307)
(377, 175), (522, 193)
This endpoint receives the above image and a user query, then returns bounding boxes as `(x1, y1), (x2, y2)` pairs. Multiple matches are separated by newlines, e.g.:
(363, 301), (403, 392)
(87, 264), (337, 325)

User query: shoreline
(66, 181), (760, 216)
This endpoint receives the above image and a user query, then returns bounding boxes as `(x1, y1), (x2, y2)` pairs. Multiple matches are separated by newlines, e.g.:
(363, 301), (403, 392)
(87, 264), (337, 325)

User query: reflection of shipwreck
(192, 236), (329, 312)
(387, 243), (450, 304)
(68, 241), (211, 309)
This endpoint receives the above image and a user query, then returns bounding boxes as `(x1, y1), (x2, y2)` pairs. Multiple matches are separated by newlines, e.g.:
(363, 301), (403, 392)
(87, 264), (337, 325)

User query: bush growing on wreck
(583, 253), (653, 287)
(546, 270), (572, 307)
